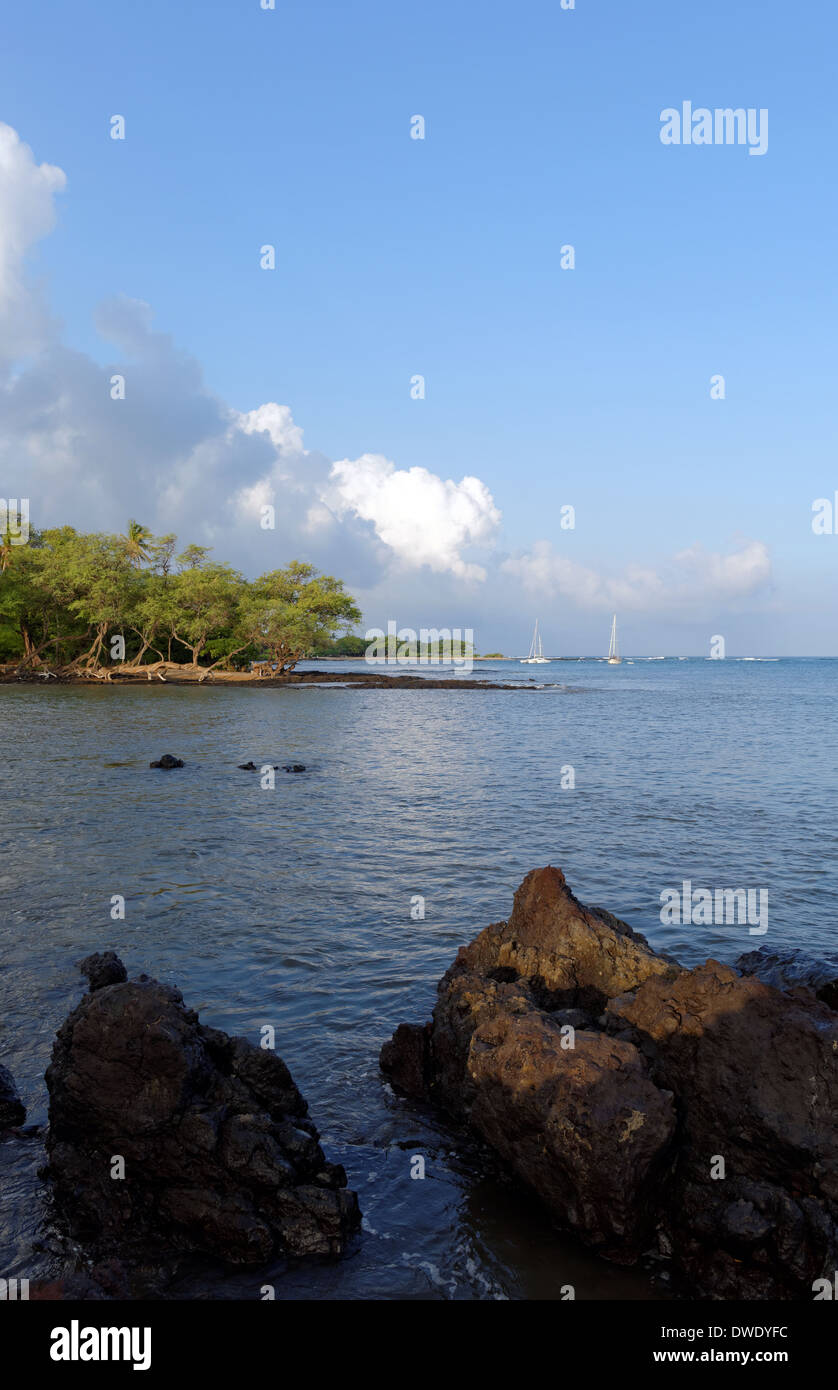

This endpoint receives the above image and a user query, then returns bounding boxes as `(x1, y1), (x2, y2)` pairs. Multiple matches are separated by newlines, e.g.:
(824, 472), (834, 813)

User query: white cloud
(502, 538), (771, 612)
(304, 501), (335, 532)
(0, 124), (500, 592)
(0, 120), (778, 642)
(0, 122), (66, 363)
(323, 453), (501, 581)
(236, 402), (305, 457)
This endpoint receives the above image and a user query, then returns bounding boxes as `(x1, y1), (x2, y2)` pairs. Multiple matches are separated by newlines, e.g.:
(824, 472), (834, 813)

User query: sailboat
(520, 619), (550, 664)
(607, 614), (621, 664)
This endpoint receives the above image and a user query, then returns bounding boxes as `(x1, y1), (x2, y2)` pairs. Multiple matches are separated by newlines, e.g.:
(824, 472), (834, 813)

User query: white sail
(521, 619), (550, 664)
(607, 614), (621, 664)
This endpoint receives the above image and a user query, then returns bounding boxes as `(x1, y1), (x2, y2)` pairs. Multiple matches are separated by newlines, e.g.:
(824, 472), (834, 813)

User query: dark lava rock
(605, 959), (838, 1296)
(79, 951), (127, 992)
(380, 1023), (433, 1100)
(382, 865), (838, 1297)
(737, 945), (838, 1011)
(149, 754), (184, 769)
(283, 764), (306, 773)
(30, 1262), (130, 1300)
(46, 957), (359, 1267)
(0, 1063), (25, 1128)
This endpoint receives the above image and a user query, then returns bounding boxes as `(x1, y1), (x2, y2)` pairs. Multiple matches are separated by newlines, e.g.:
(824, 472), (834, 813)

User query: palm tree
(123, 520), (152, 567)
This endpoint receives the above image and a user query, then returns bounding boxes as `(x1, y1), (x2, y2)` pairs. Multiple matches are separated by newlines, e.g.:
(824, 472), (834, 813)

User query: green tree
(177, 543), (210, 570)
(170, 561), (245, 670)
(122, 573), (173, 667)
(122, 520), (152, 567)
(243, 562), (361, 673)
(63, 533), (139, 670)
(14, 528), (91, 668)
(0, 532), (66, 665)
(307, 633), (368, 657)
(0, 524), (364, 681)
(147, 533), (177, 578)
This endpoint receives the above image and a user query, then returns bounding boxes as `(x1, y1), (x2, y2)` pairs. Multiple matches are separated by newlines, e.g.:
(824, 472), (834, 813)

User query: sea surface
(1, 656), (836, 1299)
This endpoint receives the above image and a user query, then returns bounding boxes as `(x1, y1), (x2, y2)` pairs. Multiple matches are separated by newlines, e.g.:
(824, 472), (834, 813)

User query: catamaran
(521, 619), (550, 664)
(607, 613), (621, 664)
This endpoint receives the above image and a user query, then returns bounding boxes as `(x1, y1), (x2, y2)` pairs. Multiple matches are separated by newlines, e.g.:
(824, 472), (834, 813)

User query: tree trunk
(125, 629), (163, 668)
(198, 644), (251, 682)
(21, 625), (40, 664)
(70, 624), (108, 673)
(172, 631), (204, 667)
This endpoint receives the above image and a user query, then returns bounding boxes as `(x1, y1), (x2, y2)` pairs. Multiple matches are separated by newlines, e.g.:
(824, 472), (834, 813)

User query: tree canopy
(0, 524), (362, 677)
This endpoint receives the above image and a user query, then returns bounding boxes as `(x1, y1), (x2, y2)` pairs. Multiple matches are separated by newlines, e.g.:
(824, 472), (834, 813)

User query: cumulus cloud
(501, 538), (771, 613)
(0, 123), (497, 591)
(322, 454), (501, 581)
(0, 122), (66, 363)
(0, 119), (775, 640)
(237, 402), (305, 457)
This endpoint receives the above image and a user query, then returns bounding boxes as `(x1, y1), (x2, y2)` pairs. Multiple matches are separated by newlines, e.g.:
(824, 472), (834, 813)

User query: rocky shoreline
(1, 954), (359, 1298)
(4, 870), (836, 1300)
(0, 666), (527, 691)
(381, 867), (838, 1299)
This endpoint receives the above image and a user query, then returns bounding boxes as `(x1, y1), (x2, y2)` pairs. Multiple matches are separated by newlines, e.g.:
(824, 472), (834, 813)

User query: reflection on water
(1, 660), (835, 1297)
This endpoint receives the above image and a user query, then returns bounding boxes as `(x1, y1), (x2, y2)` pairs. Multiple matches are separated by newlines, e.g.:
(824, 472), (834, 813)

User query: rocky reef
(46, 954), (359, 1270)
(381, 866), (838, 1298)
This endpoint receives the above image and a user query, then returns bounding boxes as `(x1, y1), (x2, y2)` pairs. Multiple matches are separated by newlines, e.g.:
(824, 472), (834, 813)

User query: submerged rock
(149, 754), (184, 769)
(0, 1063), (25, 1129)
(46, 956), (359, 1268)
(382, 866), (838, 1297)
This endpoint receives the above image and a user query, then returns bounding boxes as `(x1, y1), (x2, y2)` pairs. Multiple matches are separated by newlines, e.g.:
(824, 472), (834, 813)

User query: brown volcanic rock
(606, 961), (838, 1187)
(466, 1010), (676, 1260)
(605, 960), (838, 1297)
(382, 867), (838, 1297)
(46, 956), (359, 1268)
(383, 867), (679, 1258)
(421, 866), (676, 1114)
(453, 866), (676, 1007)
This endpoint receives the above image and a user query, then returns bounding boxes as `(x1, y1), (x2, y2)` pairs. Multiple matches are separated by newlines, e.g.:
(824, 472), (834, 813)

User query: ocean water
(1, 657), (835, 1299)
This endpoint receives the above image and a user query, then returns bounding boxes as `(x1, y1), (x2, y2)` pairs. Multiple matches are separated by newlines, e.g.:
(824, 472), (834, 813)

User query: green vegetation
(309, 635), (483, 660)
(307, 634), (369, 658)
(414, 638), (474, 658)
(0, 523), (361, 678)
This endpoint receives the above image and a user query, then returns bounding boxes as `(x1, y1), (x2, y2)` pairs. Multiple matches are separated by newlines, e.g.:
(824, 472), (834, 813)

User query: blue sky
(1, 0), (836, 653)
